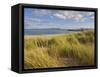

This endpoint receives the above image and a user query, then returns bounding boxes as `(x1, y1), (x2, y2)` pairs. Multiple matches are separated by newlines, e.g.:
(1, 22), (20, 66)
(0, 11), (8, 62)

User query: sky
(24, 8), (94, 29)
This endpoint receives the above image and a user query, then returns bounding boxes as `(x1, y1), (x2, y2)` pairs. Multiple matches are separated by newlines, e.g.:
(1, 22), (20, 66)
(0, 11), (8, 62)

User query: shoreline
(24, 33), (66, 39)
(24, 30), (94, 38)
(24, 32), (80, 38)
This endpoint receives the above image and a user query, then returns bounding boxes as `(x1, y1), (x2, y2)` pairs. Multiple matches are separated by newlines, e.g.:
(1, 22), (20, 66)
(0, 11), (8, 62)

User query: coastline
(24, 31), (81, 38)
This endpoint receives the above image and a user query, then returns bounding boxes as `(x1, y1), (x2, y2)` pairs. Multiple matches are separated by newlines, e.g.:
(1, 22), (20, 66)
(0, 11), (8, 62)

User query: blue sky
(24, 8), (94, 29)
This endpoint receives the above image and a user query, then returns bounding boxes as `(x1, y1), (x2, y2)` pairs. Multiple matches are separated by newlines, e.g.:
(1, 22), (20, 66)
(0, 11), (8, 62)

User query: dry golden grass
(24, 30), (95, 69)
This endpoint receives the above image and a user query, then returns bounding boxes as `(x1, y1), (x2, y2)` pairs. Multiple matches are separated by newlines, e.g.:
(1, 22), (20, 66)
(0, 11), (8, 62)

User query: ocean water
(24, 29), (80, 35)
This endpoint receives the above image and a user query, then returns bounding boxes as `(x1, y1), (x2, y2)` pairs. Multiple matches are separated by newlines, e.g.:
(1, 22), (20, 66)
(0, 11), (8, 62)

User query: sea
(24, 29), (80, 35)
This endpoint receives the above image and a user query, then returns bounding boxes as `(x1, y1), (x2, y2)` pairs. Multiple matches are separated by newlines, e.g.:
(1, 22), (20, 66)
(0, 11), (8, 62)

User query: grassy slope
(24, 30), (94, 69)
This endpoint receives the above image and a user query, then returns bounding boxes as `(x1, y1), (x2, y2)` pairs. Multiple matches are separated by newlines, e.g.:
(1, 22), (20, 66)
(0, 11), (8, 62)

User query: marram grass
(24, 30), (94, 69)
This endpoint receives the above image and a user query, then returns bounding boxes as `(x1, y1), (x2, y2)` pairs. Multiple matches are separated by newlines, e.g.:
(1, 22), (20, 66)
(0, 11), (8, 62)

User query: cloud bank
(24, 8), (94, 29)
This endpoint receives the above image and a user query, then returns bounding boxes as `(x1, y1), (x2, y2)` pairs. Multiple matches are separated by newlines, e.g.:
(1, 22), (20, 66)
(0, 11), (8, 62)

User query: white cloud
(87, 12), (94, 16)
(54, 13), (66, 19)
(53, 11), (90, 22)
(26, 8), (94, 22)
(31, 9), (52, 17)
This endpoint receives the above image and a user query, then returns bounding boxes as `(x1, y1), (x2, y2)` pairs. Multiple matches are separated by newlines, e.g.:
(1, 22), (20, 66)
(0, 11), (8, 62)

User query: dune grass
(24, 30), (95, 69)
